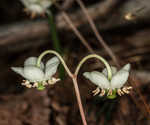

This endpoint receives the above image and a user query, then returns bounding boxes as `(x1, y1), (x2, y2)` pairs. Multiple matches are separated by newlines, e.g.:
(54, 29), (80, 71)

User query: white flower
(21, 0), (52, 16)
(83, 63), (132, 97)
(11, 56), (60, 89)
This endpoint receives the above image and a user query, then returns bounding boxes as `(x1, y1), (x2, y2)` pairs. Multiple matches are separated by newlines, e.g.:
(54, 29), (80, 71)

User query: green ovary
(37, 82), (45, 90)
(107, 89), (117, 99)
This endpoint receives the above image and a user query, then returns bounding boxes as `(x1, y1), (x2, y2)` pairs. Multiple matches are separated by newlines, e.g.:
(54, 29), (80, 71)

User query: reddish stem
(72, 76), (88, 125)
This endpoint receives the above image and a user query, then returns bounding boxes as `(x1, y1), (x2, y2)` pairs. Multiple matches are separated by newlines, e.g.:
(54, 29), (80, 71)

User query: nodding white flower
(83, 63), (132, 97)
(21, 0), (52, 16)
(11, 56), (60, 90)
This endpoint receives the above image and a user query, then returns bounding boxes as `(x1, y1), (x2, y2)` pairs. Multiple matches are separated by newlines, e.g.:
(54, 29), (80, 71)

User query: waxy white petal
(45, 62), (60, 80)
(122, 63), (131, 71)
(45, 56), (59, 68)
(24, 57), (37, 66)
(102, 66), (117, 76)
(23, 66), (44, 82)
(11, 67), (24, 77)
(28, 5), (44, 13)
(83, 71), (110, 89)
(40, 1), (52, 9)
(21, 0), (52, 14)
(24, 57), (44, 69)
(21, 0), (31, 7)
(111, 70), (129, 89)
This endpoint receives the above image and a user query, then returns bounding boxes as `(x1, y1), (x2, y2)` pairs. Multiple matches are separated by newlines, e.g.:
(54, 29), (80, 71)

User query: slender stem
(72, 77), (87, 125)
(37, 50), (73, 77)
(75, 54), (112, 80)
(61, 12), (94, 53)
(75, 0), (120, 67)
(46, 11), (62, 53)
(73, 54), (112, 125)
(37, 50), (88, 125)
(71, 54), (112, 125)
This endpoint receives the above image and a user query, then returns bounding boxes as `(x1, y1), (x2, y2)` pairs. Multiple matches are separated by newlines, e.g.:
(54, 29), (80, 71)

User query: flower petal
(21, 0), (39, 7)
(40, 0), (52, 9)
(23, 66), (45, 82)
(24, 57), (44, 69)
(28, 4), (44, 13)
(21, 0), (52, 14)
(11, 67), (24, 77)
(111, 70), (129, 89)
(44, 61), (60, 80)
(122, 63), (131, 71)
(45, 56), (60, 68)
(20, 0), (30, 7)
(102, 66), (117, 76)
(83, 71), (110, 89)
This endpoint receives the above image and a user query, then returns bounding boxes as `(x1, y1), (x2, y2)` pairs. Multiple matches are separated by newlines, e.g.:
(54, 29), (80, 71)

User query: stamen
(122, 86), (132, 94)
(117, 89), (124, 96)
(33, 82), (38, 87)
(107, 89), (112, 96)
(99, 89), (105, 96)
(21, 80), (30, 86)
(92, 87), (100, 96)
(26, 84), (32, 88)
(48, 77), (60, 85)
(31, 12), (36, 19)
(42, 81), (48, 86)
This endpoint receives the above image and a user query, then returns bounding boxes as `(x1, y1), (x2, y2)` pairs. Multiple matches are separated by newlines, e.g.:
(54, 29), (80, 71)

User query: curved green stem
(37, 50), (88, 125)
(75, 54), (112, 80)
(36, 50), (73, 77)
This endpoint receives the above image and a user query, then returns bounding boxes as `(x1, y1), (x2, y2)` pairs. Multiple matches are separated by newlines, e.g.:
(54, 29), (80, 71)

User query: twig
(75, 0), (120, 67)
(61, 12), (94, 53)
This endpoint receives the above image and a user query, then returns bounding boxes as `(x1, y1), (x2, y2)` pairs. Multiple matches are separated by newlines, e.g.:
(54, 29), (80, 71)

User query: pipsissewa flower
(11, 56), (60, 90)
(21, 0), (53, 17)
(83, 63), (132, 98)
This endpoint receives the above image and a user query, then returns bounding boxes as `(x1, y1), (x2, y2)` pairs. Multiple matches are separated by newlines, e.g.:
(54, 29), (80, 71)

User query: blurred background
(0, 0), (150, 125)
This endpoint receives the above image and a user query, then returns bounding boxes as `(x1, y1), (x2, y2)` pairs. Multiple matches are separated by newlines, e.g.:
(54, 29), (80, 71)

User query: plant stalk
(72, 76), (87, 125)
